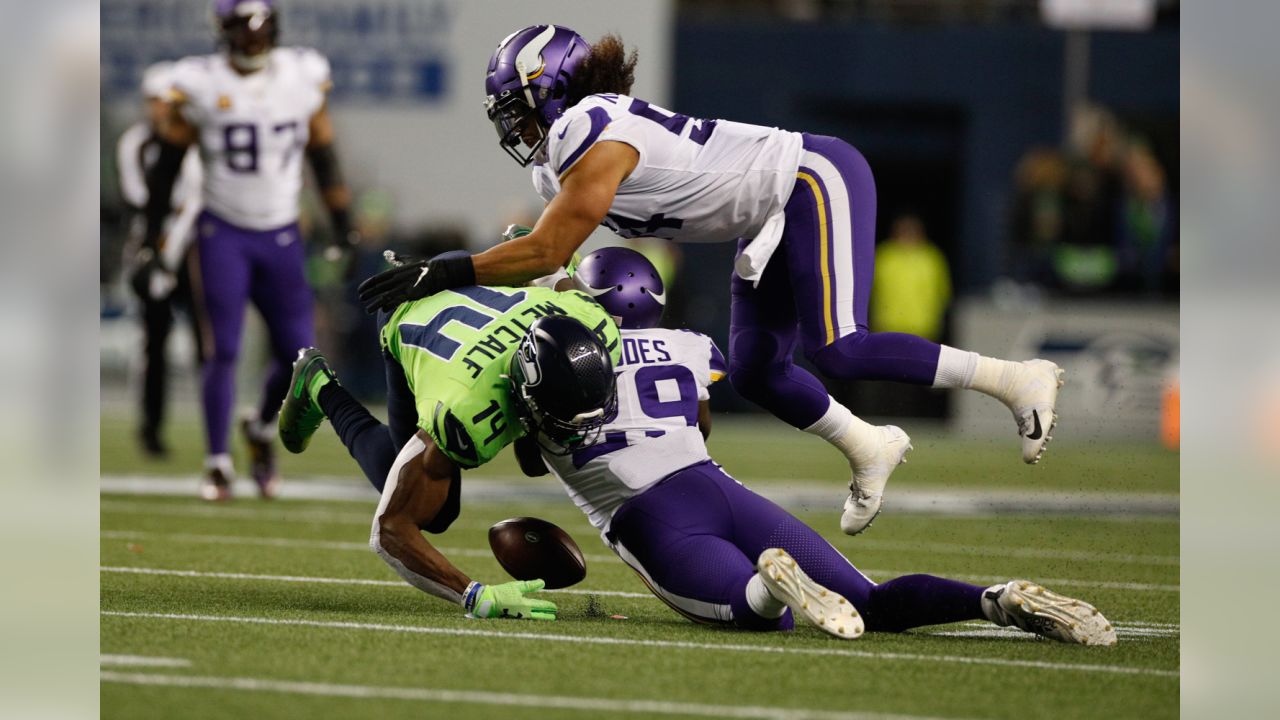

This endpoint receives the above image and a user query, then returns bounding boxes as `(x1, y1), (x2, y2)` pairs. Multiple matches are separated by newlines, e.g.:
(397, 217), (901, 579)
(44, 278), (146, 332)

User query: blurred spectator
(1009, 147), (1068, 285)
(872, 214), (952, 341)
(1117, 143), (1178, 294)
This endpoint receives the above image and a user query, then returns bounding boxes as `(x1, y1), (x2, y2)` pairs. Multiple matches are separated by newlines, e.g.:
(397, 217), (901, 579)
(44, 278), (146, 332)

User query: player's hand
(130, 248), (176, 301)
(356, 252), (475, 314)
(467, 579), (558, 621)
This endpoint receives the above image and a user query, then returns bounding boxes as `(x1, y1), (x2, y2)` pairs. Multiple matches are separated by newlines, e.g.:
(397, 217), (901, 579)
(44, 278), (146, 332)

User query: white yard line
(100, 529), (622, 564)
(846, 539), (1179, 566)
(100, 611), (1178, 679)
(100, 566), (652, 599)
(99, 671), (948, 720)
(100, 655), (192, 668)
(99, 530), (1179, 592)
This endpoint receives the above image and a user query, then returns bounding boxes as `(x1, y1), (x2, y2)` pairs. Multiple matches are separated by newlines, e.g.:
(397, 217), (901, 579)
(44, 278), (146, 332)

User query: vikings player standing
(528, 247), (1114, 644)
(145, 0), (357, 500)
(359, 25), (1065, 536)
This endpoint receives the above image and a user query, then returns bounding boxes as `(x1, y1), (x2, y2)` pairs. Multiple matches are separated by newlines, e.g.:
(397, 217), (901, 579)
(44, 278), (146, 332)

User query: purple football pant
(728, 134), (943, 429)
(191, 211), (315, 455)
(607, 460), (985, 632)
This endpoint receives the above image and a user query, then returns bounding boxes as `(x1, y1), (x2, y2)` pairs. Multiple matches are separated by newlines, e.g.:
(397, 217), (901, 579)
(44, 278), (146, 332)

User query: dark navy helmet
(573, 247), (666, 329)
(508, 315), (617, 454)
(484, 24), (591, 166)
(212, 0), (278, 72)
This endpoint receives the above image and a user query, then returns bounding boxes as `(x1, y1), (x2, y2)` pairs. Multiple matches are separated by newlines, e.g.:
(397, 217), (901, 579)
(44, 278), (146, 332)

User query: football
(488, 516), (587, 589)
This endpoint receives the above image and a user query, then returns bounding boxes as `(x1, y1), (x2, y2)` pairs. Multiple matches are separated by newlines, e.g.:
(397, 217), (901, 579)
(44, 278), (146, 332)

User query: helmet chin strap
(230, 51), (270, 72)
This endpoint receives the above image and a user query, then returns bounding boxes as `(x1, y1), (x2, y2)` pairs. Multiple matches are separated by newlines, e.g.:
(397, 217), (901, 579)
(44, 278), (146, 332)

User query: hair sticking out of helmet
(572, 246), (666, 330)
(484, 24), (592, 166)
(213, 0), (278, 73)
(508, 316), (618, 455)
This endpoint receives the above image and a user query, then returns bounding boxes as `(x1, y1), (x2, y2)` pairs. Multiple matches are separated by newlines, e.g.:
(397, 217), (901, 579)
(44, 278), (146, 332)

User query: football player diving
(357, 25), (1066, 537)
(521, 246), (1115, 644)
(279, 259), (621, 620)
(144, 0), (358, 501)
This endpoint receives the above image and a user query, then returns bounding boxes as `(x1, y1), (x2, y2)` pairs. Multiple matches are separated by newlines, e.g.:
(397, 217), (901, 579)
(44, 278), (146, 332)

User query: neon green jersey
(381, 286), (621, 468)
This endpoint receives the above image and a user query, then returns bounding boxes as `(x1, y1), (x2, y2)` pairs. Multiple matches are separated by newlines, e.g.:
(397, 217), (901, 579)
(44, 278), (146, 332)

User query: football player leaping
(358, 25), (1065, 536)
(144, 0), (358, 500)
(280, 268), (622, 620)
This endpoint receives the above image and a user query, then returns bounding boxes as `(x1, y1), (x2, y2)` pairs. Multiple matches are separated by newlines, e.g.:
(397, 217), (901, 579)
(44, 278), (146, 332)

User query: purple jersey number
(570, 365), (697, 467)
(627, 99), (717, 146)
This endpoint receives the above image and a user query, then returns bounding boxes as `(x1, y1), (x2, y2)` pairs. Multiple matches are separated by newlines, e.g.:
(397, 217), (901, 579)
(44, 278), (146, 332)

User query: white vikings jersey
(542, 327), (727, 530)
(170, 47), (330, 230)
(532, 94), (804, 244)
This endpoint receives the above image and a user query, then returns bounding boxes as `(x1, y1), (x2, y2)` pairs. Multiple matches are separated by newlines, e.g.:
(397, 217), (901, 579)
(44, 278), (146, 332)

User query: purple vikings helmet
(484, 25), (591, 166)
(213, 0), (278, 72)
(573, 247), (666, 329)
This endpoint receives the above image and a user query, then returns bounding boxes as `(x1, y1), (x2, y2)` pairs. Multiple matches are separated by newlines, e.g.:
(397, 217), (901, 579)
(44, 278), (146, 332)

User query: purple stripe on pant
(607, 460), (985, 632)
(193, 211), (315, 455)
(728, 133), (943, 429)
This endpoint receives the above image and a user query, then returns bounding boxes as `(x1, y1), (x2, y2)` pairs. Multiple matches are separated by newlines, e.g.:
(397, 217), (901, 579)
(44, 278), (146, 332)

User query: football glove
(463, 579), (557, 621)
(501, 223), (533, 242)
(356, 252), (475, 314)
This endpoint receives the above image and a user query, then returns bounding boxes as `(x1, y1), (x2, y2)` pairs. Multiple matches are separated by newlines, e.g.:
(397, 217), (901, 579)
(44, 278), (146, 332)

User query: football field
(101, 411), (1179, 719)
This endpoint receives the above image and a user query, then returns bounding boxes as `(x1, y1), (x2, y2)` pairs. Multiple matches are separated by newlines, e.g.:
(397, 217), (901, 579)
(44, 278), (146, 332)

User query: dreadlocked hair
(565, 34), (637, 107)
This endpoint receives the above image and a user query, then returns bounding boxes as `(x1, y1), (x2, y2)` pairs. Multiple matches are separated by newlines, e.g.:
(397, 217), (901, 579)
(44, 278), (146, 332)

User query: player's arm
(698, 400), (712, 440)
(357, 141), (638, 313)
(142, 100), (196, 254)
(370, 430), (557, 619)
(512, 435), (550, 477)
(306, 102), (357, 256)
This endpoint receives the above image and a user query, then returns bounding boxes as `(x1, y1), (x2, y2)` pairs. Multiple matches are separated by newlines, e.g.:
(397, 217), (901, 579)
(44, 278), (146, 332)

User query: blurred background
(99, 0), (1180, 455)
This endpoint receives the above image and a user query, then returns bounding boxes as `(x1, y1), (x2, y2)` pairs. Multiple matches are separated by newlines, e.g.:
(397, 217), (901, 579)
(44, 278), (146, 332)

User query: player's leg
(607, 473), (794, 632)
(734, 231), (910, 536)
(190, 214), (252, 499)
(138, 291), (174, 457)
(789, 134), (1063, 465)
(246, 224), (316, 496)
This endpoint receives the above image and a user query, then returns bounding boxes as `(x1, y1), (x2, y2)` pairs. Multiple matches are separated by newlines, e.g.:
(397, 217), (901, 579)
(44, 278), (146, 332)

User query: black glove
(357, 252), (476, 314)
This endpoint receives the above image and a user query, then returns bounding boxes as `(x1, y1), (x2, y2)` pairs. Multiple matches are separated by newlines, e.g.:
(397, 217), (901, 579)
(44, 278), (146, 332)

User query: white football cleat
(757, 548), (864, 640)
(841, 425), (912, 535)
(981, 580), (1117, 646)
(1002, 359), (1064, 464)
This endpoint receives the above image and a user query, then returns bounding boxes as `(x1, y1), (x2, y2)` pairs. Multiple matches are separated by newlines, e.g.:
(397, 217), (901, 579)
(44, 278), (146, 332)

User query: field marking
(100, 671), (948, 720)
(100, 566), (652, 599)
(101, 500), (372, 526)
(101, 655), (192, 668)
(101, 610), (1179, 679)
(99, 530), (1180, 592)
(100, 529), (622, 564)
(846, 539), (1179, 567)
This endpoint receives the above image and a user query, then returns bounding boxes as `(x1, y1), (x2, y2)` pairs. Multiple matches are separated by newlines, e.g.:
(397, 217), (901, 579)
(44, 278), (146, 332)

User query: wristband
(462, 580), (484, 610)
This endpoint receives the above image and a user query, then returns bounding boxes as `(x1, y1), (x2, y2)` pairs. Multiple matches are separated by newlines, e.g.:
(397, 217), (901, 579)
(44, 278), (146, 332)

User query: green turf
(101, 493), (1178, 720)
(101, 405), (1179, 494)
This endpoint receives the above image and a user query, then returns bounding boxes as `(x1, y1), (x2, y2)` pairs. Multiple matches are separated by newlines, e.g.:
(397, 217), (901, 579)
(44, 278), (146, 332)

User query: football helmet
(484, 24), (591, 166)
(213, 0), (278, 72)
(508, 315), (617, 455)
(572, 246), (666, 329)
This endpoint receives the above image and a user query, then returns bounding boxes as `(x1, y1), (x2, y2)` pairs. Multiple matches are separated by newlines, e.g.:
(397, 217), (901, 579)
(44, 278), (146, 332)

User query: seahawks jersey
(542, 328), (727, 530)
(170, 47), (331, 230)
(381, 286), (621, 469)
(531, 94), (804, 244)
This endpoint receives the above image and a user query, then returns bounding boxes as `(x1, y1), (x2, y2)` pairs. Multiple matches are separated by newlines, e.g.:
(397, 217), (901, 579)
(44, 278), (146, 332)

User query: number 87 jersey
(169, 48), (331, 230)
(542, 327), (728, 531)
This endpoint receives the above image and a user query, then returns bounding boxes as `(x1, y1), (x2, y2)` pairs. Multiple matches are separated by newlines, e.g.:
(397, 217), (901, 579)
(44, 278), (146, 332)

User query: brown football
(487, 517), (587, 589)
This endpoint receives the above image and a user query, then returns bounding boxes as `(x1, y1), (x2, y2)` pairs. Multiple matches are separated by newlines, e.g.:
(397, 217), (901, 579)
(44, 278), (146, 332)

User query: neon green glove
(463, 579), (558, 621)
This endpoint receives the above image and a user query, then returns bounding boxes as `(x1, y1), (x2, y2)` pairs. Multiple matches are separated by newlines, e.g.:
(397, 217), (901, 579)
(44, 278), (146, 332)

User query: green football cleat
(279, 347), (336, 454)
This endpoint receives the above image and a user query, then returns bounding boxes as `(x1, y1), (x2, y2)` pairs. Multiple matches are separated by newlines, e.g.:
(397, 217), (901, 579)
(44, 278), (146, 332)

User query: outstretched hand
(470, 579), (558, 621)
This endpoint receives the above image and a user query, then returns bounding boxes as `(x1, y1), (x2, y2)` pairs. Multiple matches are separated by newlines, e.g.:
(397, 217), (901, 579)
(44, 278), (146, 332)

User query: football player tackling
(359, 25), (1065, 536)
(144, 0), (357, 500)
(280, 275), (621, 620)
(519, 247), (1114, 644)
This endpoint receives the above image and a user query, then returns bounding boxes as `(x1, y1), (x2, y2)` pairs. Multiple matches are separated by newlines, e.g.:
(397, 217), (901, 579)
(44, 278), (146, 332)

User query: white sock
(745, 573), (787, 618)
(968, 356), (1023, 402)
(205, 454), (234, 473)
(803, 399), (880, 461)
(932, 345), (979, 389)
